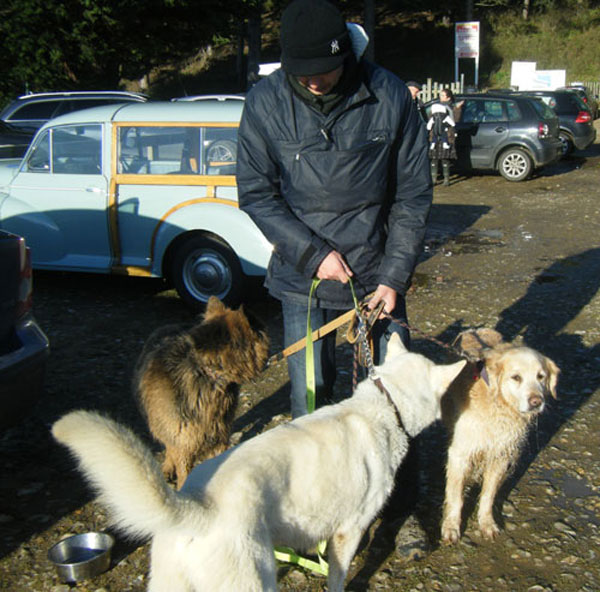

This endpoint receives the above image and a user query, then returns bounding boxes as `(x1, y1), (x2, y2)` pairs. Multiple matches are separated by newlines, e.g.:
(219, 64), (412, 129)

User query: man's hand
(316, 251), (353, 283)
(368, 284), (397, 319)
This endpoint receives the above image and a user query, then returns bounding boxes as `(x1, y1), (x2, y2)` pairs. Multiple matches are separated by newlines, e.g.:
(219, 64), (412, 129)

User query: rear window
(118, 125), (238, 176)
(8, 101), (62, 121)
(529, 98), (556, 120)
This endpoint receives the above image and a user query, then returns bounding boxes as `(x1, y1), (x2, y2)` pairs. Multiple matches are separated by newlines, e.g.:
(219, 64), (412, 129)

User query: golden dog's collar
(475, 361), (490, 385)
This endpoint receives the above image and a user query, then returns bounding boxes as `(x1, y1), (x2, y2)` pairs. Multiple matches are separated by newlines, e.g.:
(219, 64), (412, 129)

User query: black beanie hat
(280, 0), (352, 76)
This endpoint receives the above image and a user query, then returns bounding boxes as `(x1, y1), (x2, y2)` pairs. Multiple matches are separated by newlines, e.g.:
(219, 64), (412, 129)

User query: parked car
(425, 93), (562, 181)
(512, 90), (596, 156)
(0, 121), (34, 159)
(0, 101), (271, 309)
(0, 91), (148, 134)
(0, 230), (49, 430)
(558, 85), (599, 120)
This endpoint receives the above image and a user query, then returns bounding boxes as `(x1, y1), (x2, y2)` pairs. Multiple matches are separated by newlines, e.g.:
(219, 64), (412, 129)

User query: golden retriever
(441, 328), (559, 543)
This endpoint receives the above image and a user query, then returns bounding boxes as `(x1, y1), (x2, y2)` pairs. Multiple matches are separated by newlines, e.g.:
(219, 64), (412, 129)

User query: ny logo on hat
(330, 39), (340, 54)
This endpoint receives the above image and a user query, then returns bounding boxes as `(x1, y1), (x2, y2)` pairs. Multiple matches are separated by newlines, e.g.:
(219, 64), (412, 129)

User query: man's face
(408, 85), (420, 100)
(297, 65), (344, 95)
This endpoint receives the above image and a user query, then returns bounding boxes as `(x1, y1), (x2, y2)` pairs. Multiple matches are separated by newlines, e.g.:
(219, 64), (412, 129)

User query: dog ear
(385, 333), (407, 361)
(544, 356), (560, 399)
(454, 328), (503, 362)
(432, 359), (467, 397)
(204, 296), (227, 317)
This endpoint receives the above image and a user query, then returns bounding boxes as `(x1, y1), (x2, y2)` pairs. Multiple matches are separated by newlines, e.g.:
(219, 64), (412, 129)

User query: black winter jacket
(236, 61), (432, 308)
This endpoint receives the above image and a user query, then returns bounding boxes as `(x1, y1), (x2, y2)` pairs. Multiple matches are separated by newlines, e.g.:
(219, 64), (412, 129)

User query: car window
(25, 131), (50, 172)
(529, 98), (556, 120)
(52, 124), (102, 174)
(118, 125), (238, 175)
(461, 100), (483, 123)
(506, 100), (522, 121)
(481, 100), (506, 122)
(24, 124), (102, 174)
(8, 100), (61, 121)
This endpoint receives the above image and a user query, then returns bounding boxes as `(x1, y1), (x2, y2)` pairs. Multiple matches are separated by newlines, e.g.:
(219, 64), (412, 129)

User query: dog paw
(479, 520), (500, 540)
(441, 525), (461, 545)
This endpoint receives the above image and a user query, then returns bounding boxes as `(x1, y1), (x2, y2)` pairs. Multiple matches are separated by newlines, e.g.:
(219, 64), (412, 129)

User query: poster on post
(455, 21), (480, 86)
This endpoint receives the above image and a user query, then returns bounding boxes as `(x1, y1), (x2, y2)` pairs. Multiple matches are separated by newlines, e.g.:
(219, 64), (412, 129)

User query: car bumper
(533, 139), (563, 167)
(0, 315), (50, 430)
(572, 125), (596, 150)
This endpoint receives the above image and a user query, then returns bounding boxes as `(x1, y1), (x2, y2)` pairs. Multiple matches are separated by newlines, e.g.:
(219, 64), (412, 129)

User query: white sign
(510, 61), (566, 90)
(455, 22), (480, 59)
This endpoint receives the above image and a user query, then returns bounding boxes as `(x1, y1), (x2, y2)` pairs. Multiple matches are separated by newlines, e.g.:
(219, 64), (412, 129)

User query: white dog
(441, 329), (559, 543)
(53, 334), (465, 592)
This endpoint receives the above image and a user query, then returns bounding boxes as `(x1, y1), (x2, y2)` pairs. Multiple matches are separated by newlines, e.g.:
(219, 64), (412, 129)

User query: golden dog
(132, 296), (269, 489)
(441, 328), (559, 543)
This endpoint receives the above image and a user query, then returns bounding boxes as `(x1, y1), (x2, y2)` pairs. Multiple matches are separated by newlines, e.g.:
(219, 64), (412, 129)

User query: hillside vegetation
(156, 4), (600, 97)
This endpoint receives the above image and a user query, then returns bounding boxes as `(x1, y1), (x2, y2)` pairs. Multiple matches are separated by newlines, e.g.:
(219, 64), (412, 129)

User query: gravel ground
(1, 123), (599, 591)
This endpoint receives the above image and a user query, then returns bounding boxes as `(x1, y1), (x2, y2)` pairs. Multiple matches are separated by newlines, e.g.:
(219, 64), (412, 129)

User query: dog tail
(52, 410), (187, 540)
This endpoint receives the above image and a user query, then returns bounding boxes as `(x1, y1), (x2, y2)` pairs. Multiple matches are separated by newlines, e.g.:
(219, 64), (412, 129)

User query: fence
(419, 76), (465, 103)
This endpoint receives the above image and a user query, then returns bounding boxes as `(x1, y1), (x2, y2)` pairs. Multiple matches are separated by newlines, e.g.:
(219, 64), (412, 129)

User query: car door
(456, 98), (509, 169)
(0, 123), (112, 271)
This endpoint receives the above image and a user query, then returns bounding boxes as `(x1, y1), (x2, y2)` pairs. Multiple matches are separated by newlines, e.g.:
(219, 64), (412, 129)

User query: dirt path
(1, 124), (599, 591)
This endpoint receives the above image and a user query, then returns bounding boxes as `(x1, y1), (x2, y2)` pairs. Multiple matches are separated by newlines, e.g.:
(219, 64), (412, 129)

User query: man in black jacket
(238, 0), (431, 417)
(237, 0), (432, 559)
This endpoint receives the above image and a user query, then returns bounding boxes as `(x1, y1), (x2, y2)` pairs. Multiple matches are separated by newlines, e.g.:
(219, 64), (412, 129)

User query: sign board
(455, 22), (480, 58)
(510, 61), (566, 90)
(455, 22), (480, 86)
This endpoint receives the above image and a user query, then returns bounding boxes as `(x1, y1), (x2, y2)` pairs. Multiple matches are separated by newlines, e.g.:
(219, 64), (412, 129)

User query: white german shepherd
(53, 334), (465, 592)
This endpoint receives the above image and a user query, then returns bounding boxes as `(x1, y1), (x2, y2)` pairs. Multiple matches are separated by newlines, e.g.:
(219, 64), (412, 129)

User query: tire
(170, 235), (243, 309)
(498, 148), (532, 182)
(206, 139), (237, 162)
(558, 131), (574, 157)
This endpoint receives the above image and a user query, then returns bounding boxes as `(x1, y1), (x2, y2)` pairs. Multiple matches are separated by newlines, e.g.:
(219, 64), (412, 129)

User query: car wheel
(206, 139), (237, 162)
(498, 148), (532, 182)
(171, 235), (243, 309)
(558, 131), (574, 157)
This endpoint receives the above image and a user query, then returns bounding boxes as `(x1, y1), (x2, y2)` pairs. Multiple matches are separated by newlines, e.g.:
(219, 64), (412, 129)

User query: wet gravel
(1, 123), (599, 591)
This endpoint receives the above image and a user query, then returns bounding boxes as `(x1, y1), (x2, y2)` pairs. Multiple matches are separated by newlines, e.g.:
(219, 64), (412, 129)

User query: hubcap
(182, 249), (232, 302)
(502, 153), (527, 179)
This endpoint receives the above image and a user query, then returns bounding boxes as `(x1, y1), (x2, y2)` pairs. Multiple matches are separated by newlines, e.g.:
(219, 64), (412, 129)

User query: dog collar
(372, 376), (406, 432)
(475, 361), (490, 385)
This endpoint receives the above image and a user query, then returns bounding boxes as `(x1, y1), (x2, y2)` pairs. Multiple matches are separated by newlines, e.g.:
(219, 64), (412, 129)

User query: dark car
(0, 90), (148, 133)
(0, 230), (49, 430)
(0, 121), (34, 159)
(425, 93), (562, 181)
(558, 85), (599, 120)
(513, 89), (596, 156)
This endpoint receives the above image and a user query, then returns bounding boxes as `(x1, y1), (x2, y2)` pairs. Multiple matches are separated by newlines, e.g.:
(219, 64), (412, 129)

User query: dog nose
(528, 394), (543, 409)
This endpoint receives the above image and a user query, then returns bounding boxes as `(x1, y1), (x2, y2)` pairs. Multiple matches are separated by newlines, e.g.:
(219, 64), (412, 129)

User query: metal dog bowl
(47, 532), (115, 582)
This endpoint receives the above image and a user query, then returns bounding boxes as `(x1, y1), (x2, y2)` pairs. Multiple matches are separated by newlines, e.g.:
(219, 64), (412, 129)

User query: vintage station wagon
(0, 101), (272, 308)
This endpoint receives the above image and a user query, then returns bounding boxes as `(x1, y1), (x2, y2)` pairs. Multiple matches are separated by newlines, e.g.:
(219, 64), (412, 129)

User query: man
(238, 0), (431, 415)
(407, 80), (427, 121)
(237, 0), (432, 559)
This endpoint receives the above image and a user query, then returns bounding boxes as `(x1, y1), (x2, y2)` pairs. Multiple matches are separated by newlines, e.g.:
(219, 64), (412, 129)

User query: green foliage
(485, 4), (600, 85)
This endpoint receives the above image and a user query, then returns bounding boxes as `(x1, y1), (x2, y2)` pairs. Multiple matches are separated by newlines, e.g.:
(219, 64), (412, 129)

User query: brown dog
(133, 297), (269, 489)
(441, 329), (559, 543)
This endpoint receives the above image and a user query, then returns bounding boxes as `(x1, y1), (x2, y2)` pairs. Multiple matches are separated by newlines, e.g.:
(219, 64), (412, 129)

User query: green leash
(274, 276), (361, 576)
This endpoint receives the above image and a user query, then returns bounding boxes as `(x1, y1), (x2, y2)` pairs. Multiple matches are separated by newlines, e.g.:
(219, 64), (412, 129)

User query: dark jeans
(281, 296), (410, 419)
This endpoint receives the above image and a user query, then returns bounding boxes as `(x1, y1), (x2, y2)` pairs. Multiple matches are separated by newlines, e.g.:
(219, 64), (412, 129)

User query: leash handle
(305, 278), (321, 414)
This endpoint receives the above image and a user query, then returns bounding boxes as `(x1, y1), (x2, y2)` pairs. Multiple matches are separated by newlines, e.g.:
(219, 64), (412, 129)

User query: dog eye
(511, 374), (522, 383)
(537, 372), (546, 381)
